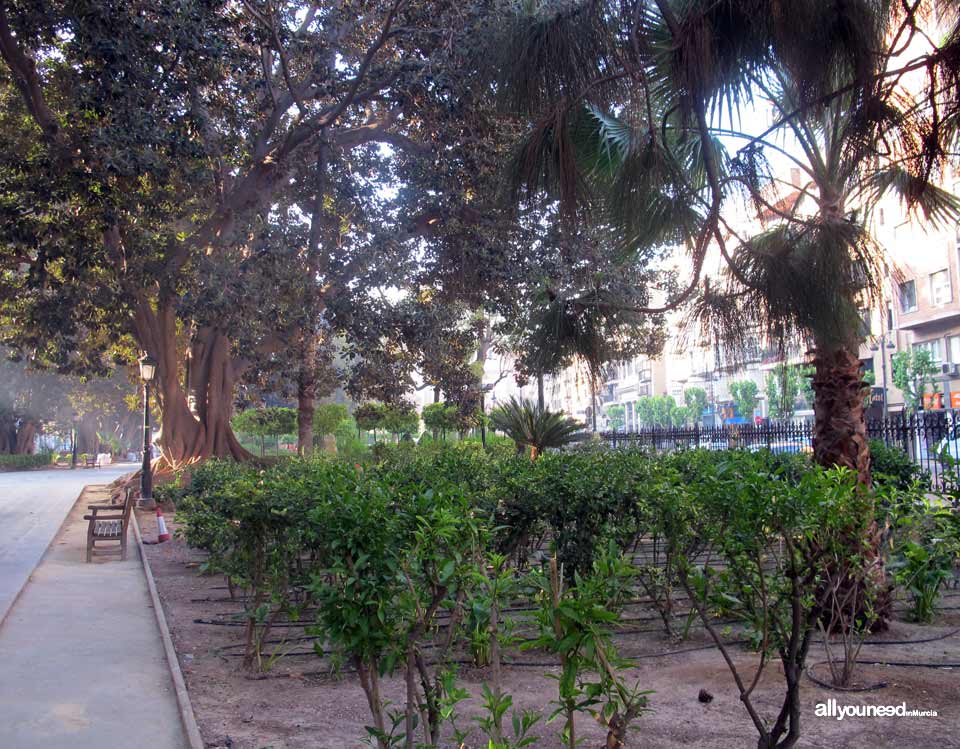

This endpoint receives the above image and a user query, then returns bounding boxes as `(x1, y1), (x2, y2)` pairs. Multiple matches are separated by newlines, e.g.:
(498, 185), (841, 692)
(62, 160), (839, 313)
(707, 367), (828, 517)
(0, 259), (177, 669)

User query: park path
(0, 481), (188, 749)
(0, 463), (134, 625)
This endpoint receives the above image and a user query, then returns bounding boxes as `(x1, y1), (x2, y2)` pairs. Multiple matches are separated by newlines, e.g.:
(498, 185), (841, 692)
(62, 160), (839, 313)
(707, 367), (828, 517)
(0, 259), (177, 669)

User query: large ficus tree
(0, 0), (486, 467)
(493, 0), (960, 482)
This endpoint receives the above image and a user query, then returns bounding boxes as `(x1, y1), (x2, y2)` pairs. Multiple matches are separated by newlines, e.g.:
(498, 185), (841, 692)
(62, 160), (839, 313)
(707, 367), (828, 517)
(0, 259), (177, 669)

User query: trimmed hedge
(0, 452), (55, 471)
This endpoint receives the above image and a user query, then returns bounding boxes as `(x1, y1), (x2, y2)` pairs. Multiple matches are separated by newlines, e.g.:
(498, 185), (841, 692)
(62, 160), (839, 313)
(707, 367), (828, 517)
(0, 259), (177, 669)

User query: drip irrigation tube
(805, 662), (888, 692)
(240, 638), (754, 675)
(853, 659), (960, 668)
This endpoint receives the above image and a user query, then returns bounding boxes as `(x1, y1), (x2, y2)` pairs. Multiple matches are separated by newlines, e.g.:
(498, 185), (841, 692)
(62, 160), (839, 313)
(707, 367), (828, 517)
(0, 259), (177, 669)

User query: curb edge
(133, 511), (205, 749)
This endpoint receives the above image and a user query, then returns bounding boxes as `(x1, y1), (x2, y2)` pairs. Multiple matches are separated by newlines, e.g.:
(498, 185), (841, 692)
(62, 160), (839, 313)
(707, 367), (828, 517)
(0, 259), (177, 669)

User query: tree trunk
(810, 346), (870, 484)
(537, 372), (544, 410)
(294, 146), (330, 460)
(0, 415), (16, 454)
(297, 332), (318, 458)
(132, 297), (253, 468)
(76, 415), (100, 455)
(14, 419), (37, 454)
(811, 344), (889, 629)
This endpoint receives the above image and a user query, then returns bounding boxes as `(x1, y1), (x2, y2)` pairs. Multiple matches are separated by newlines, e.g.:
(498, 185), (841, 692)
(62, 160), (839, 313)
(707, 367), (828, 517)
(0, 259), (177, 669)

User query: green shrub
(885, 490), (959, 622)
(869, 439), (929, 490)
(334, 417), (372, 464)
(171, 442), (955, 749)
(0, 452), (55, 470)
(681, 464), (878, 748)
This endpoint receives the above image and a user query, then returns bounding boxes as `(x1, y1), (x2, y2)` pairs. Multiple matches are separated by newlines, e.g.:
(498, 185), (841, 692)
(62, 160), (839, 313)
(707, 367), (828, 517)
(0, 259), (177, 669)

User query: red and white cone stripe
(156, 507), (171, 543)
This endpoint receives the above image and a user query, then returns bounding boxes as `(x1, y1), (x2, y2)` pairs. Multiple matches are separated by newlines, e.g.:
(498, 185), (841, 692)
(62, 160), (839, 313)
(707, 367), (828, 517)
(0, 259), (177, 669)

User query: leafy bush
(885, 492), (959, 622)
(422, 401), (461, 438)
(233, 407), (297, 455)
(869, 439), (930, 490)
(681, 464), (881, 748)
(313, 403), (349, 438)
(0, 452), (55, 470)
(173, 441), (954, 749)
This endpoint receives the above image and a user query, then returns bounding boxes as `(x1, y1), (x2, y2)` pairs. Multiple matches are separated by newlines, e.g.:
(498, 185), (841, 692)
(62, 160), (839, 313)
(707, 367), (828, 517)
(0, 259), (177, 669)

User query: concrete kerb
(132, 511), (205, 749)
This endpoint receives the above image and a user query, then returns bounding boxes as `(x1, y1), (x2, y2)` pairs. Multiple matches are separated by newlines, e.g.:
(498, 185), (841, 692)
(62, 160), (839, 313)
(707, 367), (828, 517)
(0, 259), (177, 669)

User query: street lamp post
(70, 413), (78, 469)
(139, 354), (157, 505)
(870, 333), (897, 417)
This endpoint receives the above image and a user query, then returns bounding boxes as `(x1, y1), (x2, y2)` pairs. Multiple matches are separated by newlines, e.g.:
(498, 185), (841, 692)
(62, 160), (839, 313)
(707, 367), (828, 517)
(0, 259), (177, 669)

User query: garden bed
(141, 510), (960, 749)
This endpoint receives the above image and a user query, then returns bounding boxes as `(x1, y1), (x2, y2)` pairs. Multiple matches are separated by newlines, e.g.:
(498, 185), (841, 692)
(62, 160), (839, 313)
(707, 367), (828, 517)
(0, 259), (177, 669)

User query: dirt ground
(138, 510), (960, 749)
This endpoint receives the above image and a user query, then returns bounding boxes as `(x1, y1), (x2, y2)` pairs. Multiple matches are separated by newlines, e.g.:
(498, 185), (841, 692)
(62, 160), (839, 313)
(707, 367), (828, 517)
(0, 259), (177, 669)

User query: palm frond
(861, 165), (960, 228)
(653, 0), (770, 118)
(692, 218), (885, 359)
(490, 396), (583, 456)
(769, 0), (889, 108)
(574, 106), (709, 249)
(494, 0), (613, 118)
(511, 102), (588, 218)
(523, 281), (664, 381)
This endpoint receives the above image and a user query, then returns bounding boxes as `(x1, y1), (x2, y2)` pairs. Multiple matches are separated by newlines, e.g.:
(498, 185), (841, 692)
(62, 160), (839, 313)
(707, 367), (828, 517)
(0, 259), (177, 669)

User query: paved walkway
(0, 484), (187, 748)
(0, 463), (134, 625)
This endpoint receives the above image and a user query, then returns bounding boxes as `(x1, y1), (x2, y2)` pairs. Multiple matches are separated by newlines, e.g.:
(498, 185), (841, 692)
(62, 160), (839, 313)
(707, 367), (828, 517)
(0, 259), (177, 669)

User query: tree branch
(0, 5), (60, 140)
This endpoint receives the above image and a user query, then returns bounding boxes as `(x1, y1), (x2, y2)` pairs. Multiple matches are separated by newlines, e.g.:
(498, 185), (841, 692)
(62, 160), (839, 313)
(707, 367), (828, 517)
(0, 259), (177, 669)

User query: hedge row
(0, 452), (55, 471)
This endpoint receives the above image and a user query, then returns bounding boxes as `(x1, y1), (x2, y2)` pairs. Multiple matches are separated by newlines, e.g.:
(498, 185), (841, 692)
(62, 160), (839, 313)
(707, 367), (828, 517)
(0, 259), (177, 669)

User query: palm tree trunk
(811, 344), (890, 629)
(810, 346), (870, 484)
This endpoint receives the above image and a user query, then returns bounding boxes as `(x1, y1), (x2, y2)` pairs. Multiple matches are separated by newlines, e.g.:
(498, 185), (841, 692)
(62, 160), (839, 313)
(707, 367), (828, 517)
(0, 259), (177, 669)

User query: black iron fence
(601, 412), (960, 489)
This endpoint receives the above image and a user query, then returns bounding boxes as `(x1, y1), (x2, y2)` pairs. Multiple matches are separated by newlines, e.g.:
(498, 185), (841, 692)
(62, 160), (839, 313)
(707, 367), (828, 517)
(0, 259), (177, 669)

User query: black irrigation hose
(623, 639), (751, 660)
(189, 586), (960, 623)
(240, 639), (755, 674)
(852, 659), (960, 668)
(854, 627), (960, 647)
(209, 623), (960, 657)
(805, 662), (888, 692)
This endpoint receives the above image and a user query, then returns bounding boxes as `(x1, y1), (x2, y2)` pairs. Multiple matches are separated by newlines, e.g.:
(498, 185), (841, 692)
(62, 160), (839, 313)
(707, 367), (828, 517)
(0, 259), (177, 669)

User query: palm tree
(505, 222), (668, 425)
(492, 0), (960, 483)
(490, 396), (583, 458)
(491, 6), (960, 740)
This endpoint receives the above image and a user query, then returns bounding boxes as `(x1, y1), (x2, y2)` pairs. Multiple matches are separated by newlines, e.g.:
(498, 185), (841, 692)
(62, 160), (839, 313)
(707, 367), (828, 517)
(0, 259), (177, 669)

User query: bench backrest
(119, 487), (134, 526)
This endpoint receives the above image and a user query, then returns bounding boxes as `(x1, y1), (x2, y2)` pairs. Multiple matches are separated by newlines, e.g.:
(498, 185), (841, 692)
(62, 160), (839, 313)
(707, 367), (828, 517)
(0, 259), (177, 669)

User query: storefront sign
(923, 392), (944, 410)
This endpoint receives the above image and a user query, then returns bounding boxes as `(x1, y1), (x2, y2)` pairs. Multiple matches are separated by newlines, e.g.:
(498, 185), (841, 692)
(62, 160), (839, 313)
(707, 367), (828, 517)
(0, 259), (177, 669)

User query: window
(899, 280), (917, 312)
(949, 336), (960, 364)
(858, 308), (872, 338)
(639, 363), (651, 383)
(930, 269), (952, 306)
(913, 339), (943, 363)
(887, 305), (894, 332)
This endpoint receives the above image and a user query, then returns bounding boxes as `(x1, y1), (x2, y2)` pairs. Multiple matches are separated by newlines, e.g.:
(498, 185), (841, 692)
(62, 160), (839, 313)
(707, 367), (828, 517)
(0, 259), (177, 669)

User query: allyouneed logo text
(815, 699), (938, 720)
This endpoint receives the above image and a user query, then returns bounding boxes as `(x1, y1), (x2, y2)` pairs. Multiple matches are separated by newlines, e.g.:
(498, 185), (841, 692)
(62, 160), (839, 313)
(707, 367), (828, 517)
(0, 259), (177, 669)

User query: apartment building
(859, 169), (960, 414)
(494, 163), (960, 429)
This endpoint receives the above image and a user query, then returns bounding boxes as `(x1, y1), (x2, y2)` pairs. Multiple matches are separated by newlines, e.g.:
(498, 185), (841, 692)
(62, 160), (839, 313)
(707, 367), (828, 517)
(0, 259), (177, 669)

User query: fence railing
(600, 412), (960, 489)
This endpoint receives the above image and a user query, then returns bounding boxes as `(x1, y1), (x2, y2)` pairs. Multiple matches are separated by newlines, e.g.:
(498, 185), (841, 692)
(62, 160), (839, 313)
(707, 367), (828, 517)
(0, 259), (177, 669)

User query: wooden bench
(83, 455), (100, 469)
(84, 488), (133, 562)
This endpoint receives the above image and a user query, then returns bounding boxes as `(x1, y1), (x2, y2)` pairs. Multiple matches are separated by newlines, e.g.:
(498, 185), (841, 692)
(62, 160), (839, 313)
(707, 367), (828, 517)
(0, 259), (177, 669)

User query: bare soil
(139, 510), (960, 749)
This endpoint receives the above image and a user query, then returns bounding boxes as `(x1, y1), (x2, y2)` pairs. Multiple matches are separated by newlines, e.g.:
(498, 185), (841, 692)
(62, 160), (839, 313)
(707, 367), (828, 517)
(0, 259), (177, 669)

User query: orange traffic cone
(156, 507), (171, 543)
